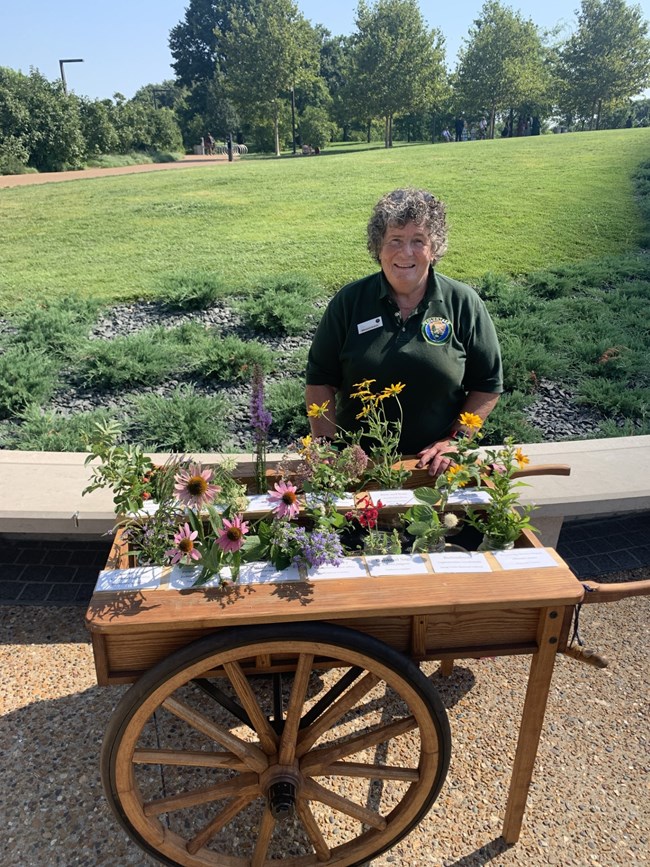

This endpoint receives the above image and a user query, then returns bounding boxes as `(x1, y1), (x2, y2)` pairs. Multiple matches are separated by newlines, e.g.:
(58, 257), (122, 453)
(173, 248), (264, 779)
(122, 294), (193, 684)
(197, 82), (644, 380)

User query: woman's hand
(416, 439), (457, 477)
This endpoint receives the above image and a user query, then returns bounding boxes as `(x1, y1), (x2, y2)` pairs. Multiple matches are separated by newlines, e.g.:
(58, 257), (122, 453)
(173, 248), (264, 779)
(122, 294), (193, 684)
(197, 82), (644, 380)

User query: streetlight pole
(59, 58), (84, 95)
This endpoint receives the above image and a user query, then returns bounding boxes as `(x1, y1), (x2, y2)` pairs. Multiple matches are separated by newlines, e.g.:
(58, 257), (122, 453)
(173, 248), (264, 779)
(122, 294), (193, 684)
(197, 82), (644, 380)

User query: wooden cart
(86, 461), (650, 867)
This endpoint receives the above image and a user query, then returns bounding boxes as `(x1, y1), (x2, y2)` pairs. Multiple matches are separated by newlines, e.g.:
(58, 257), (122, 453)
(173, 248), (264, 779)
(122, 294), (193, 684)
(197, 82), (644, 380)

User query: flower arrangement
(84, 385), (540, 588)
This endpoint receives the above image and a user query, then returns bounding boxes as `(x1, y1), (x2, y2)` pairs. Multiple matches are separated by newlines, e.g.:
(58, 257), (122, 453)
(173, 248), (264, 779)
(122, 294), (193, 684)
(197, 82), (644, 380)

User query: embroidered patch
(422, 317), (452, 345)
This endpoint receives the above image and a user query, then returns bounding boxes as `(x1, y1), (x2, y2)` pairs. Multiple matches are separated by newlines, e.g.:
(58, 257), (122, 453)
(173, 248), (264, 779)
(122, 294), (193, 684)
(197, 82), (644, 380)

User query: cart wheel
(102, 621), (450, 867)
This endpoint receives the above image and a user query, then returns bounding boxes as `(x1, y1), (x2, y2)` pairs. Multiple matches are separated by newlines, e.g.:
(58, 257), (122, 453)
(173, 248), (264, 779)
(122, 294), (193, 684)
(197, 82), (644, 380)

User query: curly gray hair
(367, 188), (448, 264)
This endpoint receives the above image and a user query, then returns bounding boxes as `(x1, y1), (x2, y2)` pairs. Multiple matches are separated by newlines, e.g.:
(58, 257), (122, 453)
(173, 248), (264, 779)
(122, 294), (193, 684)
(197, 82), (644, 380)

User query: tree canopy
(558, 0), (650, 129)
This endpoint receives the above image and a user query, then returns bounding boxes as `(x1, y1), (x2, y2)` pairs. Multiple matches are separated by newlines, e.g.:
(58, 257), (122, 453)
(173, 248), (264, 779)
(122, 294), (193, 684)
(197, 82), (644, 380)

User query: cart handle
(579, 578), (650, 604)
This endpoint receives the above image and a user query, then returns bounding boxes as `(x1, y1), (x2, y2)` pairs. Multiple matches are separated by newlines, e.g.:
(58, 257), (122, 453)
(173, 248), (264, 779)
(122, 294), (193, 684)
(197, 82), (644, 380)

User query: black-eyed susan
(380, 382), (405, 399)
(515, 448), (529, 469)
(458, 411), (483, 432)
(307, 400), (330, 418)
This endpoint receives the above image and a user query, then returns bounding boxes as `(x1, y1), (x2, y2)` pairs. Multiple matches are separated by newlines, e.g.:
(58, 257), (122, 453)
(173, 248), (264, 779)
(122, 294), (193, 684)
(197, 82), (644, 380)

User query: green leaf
(414, 488), (442, 506)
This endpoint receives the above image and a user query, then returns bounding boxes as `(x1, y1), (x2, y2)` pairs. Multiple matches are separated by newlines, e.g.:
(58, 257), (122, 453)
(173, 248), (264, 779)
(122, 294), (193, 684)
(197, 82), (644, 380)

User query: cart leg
(439, 658), (454, 677)
(502, 606), (563, 844)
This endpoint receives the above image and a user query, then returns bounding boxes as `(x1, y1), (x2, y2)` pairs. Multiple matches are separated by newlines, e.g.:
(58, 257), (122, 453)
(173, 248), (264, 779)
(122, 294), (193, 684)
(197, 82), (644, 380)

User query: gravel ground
(1, 572), (647, 867)
(0, 297), (627, 451)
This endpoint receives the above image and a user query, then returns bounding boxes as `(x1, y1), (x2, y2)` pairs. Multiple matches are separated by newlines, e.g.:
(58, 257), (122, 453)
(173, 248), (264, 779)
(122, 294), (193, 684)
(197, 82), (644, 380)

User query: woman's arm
(415, 390), (500, 477)
(305, 384), (338, 439)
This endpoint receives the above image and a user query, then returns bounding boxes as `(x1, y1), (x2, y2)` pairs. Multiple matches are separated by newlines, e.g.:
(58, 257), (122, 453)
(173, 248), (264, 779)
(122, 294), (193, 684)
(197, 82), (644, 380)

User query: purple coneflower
(174, 463), (220, 509)
(217, 515), (250, 553)
(269, 480), (300, 519)
(165, 523), (202, 565)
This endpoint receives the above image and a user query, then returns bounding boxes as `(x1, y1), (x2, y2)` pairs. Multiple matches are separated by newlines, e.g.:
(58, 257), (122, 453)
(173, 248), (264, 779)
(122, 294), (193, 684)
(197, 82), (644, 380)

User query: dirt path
(0, 154), (230, 189)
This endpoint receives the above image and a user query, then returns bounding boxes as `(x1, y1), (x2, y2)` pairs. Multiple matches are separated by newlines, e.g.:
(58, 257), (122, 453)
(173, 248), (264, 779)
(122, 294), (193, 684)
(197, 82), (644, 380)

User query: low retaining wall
(0, 436), (648, 547)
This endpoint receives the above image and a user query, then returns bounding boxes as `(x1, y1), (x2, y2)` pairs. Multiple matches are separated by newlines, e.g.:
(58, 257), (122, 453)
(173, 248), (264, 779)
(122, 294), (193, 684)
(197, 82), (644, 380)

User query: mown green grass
(1, 129), (648, 311)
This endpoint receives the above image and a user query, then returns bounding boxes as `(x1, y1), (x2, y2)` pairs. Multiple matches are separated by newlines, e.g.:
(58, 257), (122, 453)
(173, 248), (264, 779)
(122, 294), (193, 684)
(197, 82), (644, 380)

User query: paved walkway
(0, 153), (229, 188)
(1, 512), (648, 606)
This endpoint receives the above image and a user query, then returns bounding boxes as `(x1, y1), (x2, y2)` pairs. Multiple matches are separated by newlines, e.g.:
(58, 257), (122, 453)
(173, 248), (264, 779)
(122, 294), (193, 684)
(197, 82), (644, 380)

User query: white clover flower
(443, 513), (459, 530)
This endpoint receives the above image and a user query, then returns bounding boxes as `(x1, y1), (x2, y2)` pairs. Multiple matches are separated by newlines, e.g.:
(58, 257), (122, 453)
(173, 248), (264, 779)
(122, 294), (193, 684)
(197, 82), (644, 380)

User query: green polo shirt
(306, 268), (503, 455)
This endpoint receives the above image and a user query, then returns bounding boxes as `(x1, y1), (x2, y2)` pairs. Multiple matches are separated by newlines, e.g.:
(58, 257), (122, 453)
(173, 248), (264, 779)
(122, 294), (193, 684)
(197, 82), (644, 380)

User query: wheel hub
(268, 779), (297, 820)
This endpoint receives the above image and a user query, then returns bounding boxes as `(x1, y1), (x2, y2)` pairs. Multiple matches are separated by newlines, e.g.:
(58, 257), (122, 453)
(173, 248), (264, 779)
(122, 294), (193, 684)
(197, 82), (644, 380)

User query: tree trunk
(490, 105), (496, 139)
(596, 99), (602, 131)
(389, 114), (393, 148)
(274, 115), (280, 157)
(367, 119), (371, 143)
(384, 115), (389, 148)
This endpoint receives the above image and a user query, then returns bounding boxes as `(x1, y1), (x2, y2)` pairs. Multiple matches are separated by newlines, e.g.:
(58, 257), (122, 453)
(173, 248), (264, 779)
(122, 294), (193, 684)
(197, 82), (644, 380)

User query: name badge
(357, 316), (383, 334)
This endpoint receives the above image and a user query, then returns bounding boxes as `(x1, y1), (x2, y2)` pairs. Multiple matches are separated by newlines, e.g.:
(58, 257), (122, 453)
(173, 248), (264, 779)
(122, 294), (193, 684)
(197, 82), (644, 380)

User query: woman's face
(379, 221), (434, 296)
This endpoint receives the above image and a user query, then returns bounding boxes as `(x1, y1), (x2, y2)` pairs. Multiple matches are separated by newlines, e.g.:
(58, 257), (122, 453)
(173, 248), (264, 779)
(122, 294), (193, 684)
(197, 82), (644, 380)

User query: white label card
(357, 316), (383, 334)
(95, 566), (162, 592)
(447, 490), (492, 505)
(366, 554), (429, 576)
(369, 490), (416, 507)
(237, 562), (302, 585)
(166, 565), (221, 589)
(428, 552), (492, 573)
(245, 494), (276, 512)
(308, 557), (368, 580)
(493, 548), (557, 570)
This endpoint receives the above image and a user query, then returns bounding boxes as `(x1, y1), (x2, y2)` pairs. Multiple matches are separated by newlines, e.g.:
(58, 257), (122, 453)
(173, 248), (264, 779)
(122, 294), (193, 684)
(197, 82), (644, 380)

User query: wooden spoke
(223, 660), (279, 755)
(133, 748), (246, 770)
(102, 623), (450, 867)
(320, 760), (420, 782)
(279, 653), (314, 766)
(296, 798), (332, 862)
(143, 772), (259, 816)
(186, 788), (258, 855)
(302, 778), (387, 831)
(251, 808), (276, 867)
(301, 715), (418, 775)
(163, 695), (269, 773)
(296, 672), (381, 758)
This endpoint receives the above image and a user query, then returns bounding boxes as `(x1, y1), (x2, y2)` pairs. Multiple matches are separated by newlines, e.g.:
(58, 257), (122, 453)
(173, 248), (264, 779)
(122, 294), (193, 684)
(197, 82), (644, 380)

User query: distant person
(205, 133), (215, 156)
(479, 118), (487, 140)
(442, 127), (452, 143)
(454, 117), (465, 142)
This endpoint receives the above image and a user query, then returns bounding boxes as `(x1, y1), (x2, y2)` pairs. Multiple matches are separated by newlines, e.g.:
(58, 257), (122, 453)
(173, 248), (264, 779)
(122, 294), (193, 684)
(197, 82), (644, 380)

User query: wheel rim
(102, 622), (450, 867)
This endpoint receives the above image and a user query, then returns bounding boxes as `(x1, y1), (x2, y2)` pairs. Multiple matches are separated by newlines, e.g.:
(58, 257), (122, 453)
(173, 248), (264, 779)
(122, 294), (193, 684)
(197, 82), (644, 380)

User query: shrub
(128, 386), (229, 451)
(266, 378), (309, 441)
(199, 335), (274, 383)
(235, 274), (323, 336)
(160, 272), (228, 310)
(0, 346), (59, 418)
(11, 405), (114, 451)
(76, 328), (186, 389)
(12, 295), (100, 359)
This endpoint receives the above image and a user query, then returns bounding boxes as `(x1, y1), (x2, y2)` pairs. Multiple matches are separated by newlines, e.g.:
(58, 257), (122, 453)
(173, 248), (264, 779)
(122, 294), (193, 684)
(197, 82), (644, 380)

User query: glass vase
(477, 534), (515, 552)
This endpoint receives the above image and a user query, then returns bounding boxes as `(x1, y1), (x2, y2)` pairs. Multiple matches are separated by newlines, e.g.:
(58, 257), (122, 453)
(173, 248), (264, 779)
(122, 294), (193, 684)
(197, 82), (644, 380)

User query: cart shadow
(444, 837), (513, 866)
(86, 590), (160, 620)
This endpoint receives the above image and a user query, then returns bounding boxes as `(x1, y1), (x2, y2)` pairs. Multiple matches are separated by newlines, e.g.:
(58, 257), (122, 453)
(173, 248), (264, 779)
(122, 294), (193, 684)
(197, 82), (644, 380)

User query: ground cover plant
(0, 136), (648, 453)
(1, 129), (648, 310)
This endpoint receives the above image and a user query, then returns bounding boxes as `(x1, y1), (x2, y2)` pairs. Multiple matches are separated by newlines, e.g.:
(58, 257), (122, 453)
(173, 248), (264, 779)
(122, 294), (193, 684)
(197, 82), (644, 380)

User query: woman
(305, 188), (503, 477)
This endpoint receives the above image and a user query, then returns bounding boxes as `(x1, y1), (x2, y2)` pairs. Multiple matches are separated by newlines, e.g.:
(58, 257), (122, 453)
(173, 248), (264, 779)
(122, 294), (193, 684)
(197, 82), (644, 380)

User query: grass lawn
(1, 128), (648, 311)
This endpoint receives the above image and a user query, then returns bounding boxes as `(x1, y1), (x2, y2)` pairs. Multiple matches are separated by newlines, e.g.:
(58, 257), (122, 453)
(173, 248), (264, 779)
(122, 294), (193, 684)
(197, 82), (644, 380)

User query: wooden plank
(502, 605), (565, 843)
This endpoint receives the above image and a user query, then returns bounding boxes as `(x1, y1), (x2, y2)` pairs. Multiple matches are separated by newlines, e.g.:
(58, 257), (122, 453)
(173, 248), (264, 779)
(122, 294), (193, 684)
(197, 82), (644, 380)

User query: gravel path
(2, 575), (648, 866)
(0, 154), (228, 189)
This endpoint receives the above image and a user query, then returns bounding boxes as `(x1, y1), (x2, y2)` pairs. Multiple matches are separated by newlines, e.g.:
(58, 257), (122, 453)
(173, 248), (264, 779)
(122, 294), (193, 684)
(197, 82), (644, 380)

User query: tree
(348, 0), (446, 147)
(558, 0), (650, 129)
(0, 67), (85, 171)
(169, 0), (249, 86)
(223, 0), (319, 155)
(454, 1), (551, 138)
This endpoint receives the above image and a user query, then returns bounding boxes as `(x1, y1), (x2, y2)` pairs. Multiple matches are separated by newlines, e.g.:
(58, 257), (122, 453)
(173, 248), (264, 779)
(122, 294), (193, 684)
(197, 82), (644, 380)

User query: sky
(1, 0), (649, 101)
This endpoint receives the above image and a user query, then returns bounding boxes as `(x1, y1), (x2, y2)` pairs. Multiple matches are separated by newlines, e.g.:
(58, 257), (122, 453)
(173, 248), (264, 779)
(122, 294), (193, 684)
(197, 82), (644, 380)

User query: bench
(0, 436), (648, 546)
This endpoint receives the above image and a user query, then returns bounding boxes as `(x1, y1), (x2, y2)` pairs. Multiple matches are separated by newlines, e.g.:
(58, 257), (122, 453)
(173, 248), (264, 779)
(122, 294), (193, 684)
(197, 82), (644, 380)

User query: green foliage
(76, 327), (187, 389)
(129, 386), (229, 451)
(0, 346), (59, 419)
(266, 378), (309, 440)
(11, 405), (114, 451)
(0, 134), (31, 174)
(236, 274), (323, 335)
(83, 419), (155, 513)
(200, 335), (275, 383)
(558, 0), (650, 129)
(348, 0), (446, 146)
(299, 105), (335, 149)
(223, 0), (320, 155)
(11, 295), (100, 359)
(454, 0), (552, 135)
(160, 272), (228, 310)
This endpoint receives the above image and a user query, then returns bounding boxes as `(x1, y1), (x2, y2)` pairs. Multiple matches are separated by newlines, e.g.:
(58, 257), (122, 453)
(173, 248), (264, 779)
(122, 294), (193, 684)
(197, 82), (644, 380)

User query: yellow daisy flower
(355, 404), (372, 420)
(380, 382), (405, 399)
(446, 465), (468, 487)
(458, 411), (483, 432)
(352, 379), (376, 390)
(307, 400), (330, 418)
(515, 448), (529, 468)
(300, 434), (312, 450)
